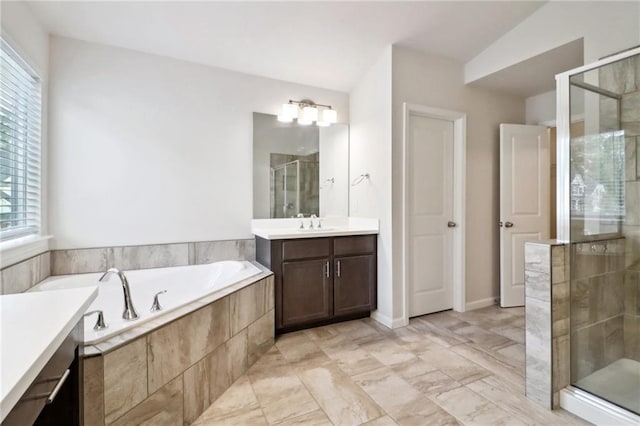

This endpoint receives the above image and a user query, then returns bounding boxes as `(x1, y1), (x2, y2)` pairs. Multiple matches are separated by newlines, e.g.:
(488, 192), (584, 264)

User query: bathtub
(30, 260), (262, 344)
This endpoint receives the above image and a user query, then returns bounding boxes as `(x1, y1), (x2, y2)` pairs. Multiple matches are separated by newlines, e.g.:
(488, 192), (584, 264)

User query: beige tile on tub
(147, 297), (230, 393)
(183, 357), (210, 426)
(230, 277), (270, 335)
(107, 243), (189, 270)
(193, 239), (256, 264)
(83, 355), (104, 426)
(299, 363), (384, 425)
(51, 248), (107, 275)
(248, 309), (275, 366)
(103, 337), (148, 424)
(109, 376), (183, 426)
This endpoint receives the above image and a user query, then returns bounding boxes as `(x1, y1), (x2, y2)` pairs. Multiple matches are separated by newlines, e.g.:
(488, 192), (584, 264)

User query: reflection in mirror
(253, 113), (348, 218)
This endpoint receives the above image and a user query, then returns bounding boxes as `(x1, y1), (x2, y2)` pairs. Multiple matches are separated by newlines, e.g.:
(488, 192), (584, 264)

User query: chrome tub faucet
(99, 268), (140, 320)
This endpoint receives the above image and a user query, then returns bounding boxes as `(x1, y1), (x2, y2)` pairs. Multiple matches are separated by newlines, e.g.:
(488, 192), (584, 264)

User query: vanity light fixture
(278, 99), (337, 127)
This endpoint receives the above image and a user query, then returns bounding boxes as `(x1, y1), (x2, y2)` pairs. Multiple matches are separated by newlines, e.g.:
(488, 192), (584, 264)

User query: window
(0, 39), (42, 241)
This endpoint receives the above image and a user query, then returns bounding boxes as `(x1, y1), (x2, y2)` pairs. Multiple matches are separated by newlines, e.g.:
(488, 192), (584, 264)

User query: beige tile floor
(193, 305), (588, 425)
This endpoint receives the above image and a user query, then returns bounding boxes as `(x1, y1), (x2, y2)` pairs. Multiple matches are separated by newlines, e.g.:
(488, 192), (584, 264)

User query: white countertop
(251, 217), (379, 240)
(0, 286), (98, 421)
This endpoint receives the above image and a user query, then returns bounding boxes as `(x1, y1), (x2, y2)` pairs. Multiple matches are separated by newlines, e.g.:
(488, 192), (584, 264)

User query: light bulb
(316, 120), (329, 127)
(277, 113), (293, 123)
(302, 106), (318, 122)
(322, 109), (337, 124)
(282, 103), (298, 119)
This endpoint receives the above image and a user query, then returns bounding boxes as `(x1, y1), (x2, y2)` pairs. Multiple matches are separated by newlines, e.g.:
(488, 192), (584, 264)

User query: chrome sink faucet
(310, 214), (317, 229)
(99, 268), (139, 320)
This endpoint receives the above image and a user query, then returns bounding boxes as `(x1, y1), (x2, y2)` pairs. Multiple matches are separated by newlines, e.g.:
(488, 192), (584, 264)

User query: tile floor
(193, 305), (588, 425)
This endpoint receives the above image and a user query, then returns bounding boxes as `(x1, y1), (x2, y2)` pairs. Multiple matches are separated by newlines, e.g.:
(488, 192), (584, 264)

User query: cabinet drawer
(282, 238), (330, 261)
(3, 326), (78, 426)
(334, 235), (376, 256)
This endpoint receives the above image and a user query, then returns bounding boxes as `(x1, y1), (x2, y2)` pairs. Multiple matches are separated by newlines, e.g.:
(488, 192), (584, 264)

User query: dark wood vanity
(256, 234), (377, 334)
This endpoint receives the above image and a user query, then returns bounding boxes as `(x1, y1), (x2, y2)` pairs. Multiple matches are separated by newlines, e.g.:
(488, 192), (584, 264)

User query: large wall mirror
(253, 112), (349, 218)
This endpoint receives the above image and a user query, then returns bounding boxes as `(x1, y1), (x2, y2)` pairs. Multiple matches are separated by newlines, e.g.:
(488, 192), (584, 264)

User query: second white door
(408, 113), (454, 317)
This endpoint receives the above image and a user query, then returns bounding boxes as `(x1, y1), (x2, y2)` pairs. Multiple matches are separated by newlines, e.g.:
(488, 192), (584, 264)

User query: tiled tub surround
(0, 238), (255, 294)
(82, 272), (275, 426)
(524, 240), (570, 409)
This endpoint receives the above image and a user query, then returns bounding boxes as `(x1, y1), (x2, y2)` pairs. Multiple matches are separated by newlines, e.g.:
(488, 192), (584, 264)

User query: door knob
(505, 221), (514, 228)
(447, 221), (456, 228)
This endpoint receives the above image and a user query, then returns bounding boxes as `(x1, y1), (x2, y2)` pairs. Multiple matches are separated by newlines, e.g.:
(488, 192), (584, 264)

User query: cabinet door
(334, 255), (375, 317)
(281, 259), (332, 327)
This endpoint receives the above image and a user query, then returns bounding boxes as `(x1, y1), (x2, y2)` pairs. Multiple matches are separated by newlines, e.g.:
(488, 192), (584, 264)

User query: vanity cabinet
(2, 322), (82, 426)
(256, 234), (377, 334)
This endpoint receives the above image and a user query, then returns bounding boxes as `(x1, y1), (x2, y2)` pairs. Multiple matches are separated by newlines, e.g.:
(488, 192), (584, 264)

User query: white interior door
(408, 113), (454, 317)
(500, 124), (550, 307)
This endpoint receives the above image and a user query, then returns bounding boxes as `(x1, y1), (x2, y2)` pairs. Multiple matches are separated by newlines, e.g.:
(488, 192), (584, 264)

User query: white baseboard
(370, 311), (408, 329)
(465, 297), (496, 311)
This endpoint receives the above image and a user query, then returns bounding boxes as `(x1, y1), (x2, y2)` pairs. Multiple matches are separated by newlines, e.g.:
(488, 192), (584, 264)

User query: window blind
(0, 39), (41, 241)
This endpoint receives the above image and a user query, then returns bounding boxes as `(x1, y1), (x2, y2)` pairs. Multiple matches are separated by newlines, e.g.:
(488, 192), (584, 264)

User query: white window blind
(0, 39), (42, 241)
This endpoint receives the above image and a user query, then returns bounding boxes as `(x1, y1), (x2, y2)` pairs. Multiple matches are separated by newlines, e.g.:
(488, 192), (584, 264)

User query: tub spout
(99, 268), (140, 321)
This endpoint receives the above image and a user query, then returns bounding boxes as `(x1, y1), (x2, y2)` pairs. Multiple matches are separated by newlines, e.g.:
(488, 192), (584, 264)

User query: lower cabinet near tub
(256, 234), (377, 334)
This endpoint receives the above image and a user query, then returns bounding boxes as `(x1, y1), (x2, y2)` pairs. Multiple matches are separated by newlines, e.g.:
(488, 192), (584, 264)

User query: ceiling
(27, 1), (546, 93)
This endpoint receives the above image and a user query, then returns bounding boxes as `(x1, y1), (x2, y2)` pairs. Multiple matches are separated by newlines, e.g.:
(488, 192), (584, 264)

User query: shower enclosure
(270, 158), (319, 218)
(557, 47), (640, 417)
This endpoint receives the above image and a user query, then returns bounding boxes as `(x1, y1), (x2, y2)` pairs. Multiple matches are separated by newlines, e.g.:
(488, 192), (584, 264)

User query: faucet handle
(84, 310), (108, 330)
(151, 290), (167, 312)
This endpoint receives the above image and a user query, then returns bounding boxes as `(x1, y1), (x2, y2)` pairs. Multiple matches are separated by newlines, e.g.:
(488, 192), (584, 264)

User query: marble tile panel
(602, 272), (625, 319)
(360, 338), (418, 367)
(525, 270), (551, 302)
(431, 385), (523, 426)
(416, 347), (491, 385)
(626, 181), (640, 225)
(230, 278), (268, 335)
(227, 328), (248, 382)
(524, 243), (550, 273)
(363, 415), (399, 426)
(247, 309), (274, 366)
(570, 278), (590, 329)
(183, 357), (210, 425)
(109, 376), (183, 426)
(552, 281), (570, 336)
(353, 366), (457, 425)
(624, 314), (640, 361)
(104, 337), (148, 424)
(551, 244), (568, 284)
(622, 90), (640, 123)
(603, 315), (625, 364)
(51, 248), (108, 275)
(147, 298), (230, 393)
(207, 338), (232, 403)
(525, 296), (552, 407)
(200, 376), (262, 424)
(1, 256), (36, 294)
(193, 239), (256, 264)
(624, 271), (639, 315)
(275, 330), (332, 371)
(622, 120), (640, 137)
(107, 243), (189, 270)
(257, 376), (319, 424)
(552, 334), (570, 395)
(299, 364), (385, 425)
(275, 409), (333, 426)
(467, 375), (580, 426)
(83, 355), (104, 426)
(626, 136), (637, 181)
(450, 344), (524, 392)
(570, 322), (605, 381)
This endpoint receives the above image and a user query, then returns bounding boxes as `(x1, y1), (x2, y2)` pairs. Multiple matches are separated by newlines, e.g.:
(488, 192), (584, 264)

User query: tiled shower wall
(0, 239), (255, 295)
(570, 238), (626, 381)
(600, 56), (640, 364)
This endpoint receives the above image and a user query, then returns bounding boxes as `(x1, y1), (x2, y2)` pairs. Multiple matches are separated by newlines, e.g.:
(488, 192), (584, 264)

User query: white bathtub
(30, 261), (262, 345)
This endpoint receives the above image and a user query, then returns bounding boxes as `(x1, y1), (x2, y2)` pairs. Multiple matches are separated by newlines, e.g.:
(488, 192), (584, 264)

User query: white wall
(1, 1), (50, 237)
(392, 46), (525, 319)
(48, 37), (348, 249)
(349, 47), (393, 324)
(465, 2), (640, 84)
(525, 90), (556, 125)
(319, 125), (349, 217)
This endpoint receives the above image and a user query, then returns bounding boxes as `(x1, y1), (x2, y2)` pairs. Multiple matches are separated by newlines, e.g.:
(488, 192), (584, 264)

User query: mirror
(253, 112), (349, 218)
